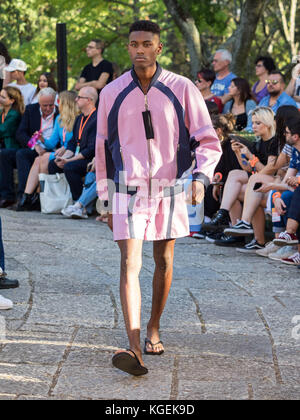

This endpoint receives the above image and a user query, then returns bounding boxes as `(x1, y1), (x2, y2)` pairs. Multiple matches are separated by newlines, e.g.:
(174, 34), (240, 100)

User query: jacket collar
(131, 62), (162, 93)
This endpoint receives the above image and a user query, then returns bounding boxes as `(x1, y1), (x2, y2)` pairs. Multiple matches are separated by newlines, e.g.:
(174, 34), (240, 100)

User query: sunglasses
(266, 79), (280, 85)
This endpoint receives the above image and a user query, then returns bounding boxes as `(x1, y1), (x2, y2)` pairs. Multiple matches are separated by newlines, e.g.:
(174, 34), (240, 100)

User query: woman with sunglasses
(252, 56), (276, 103)
(195, 68), (223, 113)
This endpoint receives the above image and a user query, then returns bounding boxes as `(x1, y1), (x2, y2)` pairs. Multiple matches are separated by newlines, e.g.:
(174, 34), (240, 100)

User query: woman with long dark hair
(31, 72), (58, 104)
(222, 77), (257, 131)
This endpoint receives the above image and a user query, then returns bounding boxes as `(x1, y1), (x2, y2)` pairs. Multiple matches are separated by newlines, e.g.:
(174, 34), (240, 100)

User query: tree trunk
(230, 0), (267, 76)
(163, 0), (201, 78)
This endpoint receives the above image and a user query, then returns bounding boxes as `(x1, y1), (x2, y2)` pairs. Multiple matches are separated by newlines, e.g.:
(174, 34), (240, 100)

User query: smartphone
(253, 182), (262, 191)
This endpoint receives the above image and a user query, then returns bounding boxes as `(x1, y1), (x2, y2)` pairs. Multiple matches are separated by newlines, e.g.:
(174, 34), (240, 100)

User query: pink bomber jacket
(96, 64), (222, 200)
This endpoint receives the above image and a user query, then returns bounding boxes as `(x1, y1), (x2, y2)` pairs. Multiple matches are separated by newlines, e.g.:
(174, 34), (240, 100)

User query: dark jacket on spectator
(66, 111), (97, 161)
(16, 103), (59, 148)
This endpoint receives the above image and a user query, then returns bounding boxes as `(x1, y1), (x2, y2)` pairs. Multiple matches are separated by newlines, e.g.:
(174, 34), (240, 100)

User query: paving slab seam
(255, 307), (284, 385)
(169, 356), (179, 400)
(186, 289), (207, 334)
(48, 326), (80, 397)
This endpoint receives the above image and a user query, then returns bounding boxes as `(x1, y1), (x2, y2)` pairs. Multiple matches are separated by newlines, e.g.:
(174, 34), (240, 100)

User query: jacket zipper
(144, 94), (153, 198)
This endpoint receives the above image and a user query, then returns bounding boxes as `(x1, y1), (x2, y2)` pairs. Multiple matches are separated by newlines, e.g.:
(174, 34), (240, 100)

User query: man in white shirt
(4, 59), (36, 106)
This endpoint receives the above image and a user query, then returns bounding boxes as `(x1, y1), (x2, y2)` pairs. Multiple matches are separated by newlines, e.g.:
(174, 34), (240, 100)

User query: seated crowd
(0, 43), (300, 270)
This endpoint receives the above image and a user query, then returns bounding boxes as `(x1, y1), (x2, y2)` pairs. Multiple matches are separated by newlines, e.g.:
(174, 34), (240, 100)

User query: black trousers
(0, 148), (38, 200)
(287, 186), (300, 241)
(48, 159), (89, 201)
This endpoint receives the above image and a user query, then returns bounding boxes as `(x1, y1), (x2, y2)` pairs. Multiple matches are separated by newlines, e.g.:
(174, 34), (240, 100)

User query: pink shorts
(112, 190), (189, 241)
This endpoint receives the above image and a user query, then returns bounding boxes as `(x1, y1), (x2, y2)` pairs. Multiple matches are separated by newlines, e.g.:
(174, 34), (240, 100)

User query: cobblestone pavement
(0, 209), (299, 400)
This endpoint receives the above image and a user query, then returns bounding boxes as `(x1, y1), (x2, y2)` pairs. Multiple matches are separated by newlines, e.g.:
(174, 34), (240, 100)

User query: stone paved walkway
(0, 209), (299, 400)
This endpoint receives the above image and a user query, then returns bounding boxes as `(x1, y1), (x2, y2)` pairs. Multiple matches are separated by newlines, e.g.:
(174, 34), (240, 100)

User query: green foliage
(0, 0), (298, 87)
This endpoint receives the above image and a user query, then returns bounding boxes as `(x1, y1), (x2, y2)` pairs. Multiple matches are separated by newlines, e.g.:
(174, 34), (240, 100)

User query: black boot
(30, 192), (41, 211)
(0, 272), (19, 289)
(16, 193), (33, 211)
(202, 209), (231, 232)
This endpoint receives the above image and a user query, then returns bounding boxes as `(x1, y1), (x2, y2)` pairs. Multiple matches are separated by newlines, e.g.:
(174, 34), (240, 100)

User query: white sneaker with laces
(256, 242), (279, 257)
(0, 295), (13, 310)
(70, 207), (88, 219)
(61, 204), (76, 218)
(268, 245), (297, 261)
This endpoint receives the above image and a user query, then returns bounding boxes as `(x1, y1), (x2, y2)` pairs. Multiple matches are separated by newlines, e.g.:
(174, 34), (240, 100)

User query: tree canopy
(0, 0), (299, 88)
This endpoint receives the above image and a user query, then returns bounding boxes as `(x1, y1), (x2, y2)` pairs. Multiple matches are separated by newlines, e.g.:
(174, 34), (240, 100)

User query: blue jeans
(0, 217), (5, 271)
(272, 190), (294, 232)
(78, 172), (97, 210)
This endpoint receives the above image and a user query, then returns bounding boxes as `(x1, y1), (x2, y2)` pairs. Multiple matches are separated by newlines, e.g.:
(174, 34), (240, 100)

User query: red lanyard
(78, 108), (96, 145)
(40, 114), (54, 133)
(1, 113), (5, 124)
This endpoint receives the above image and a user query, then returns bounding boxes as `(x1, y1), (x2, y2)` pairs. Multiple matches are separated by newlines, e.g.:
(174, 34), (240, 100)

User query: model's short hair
(215, 49), (232, 63)
(129, 20), (161, 37)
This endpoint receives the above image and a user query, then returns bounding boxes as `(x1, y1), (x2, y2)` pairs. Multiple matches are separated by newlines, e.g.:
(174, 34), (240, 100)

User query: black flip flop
(144, 338), (164, 355)
(112, 350), (148, 376)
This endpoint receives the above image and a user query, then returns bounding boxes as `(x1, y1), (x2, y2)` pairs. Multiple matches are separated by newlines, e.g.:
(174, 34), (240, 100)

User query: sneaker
(70, 207), (88, 219)
(273, 231), (298, 247)
(0, 295), (13, 310)
(268, 245), (297, 261)
(256, 242), (279, 257)
(281, 252), (300, 265)
(61, 204), (76, 218)
(205, 232), (224, 243)
(191, 232), (206, 239)
(236, 238), (265, 253)
(224, 220), (253, 236)
(214, 234), (245, 247)
(202, 209), (230, 232)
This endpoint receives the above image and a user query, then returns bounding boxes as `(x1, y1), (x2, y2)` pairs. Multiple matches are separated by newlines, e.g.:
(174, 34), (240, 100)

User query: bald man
(48, 87), (98, 201)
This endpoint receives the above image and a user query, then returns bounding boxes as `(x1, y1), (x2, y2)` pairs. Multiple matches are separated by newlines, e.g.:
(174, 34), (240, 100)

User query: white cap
(4, 59), (27, 72)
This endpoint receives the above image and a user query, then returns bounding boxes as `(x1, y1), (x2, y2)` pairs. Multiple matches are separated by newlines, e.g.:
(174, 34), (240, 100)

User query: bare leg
(220, 170), (249, 211)
(229, 200), (243, 225)
(39, 153), (51, 174)
(242, 174), (274, 223)
(115, 239), (145, 365)
(24, 157), (41, 194)
(286, 218), (299, 234)
(252, 206), (266, 245)
(145, 239), (176, 354)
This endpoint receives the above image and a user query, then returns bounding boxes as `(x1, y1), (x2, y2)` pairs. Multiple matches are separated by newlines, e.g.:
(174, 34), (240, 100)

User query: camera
(292, 55), (300, 64)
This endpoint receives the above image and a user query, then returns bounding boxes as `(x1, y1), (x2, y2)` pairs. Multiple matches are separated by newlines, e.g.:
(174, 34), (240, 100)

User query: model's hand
(212, 184), (220, 202)
(186, 181), (205, 205)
